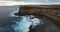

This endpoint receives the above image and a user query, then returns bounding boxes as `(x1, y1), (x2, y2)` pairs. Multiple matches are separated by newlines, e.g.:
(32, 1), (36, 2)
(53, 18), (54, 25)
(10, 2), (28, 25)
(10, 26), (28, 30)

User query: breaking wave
(10, 10), (43, 32)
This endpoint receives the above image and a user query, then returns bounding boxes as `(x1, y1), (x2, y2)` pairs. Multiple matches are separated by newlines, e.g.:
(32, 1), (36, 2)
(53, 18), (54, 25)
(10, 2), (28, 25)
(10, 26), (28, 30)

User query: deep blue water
(0, 6), (19, 32)
(0, 6), (44, 32)
(0, 6), (60, 32)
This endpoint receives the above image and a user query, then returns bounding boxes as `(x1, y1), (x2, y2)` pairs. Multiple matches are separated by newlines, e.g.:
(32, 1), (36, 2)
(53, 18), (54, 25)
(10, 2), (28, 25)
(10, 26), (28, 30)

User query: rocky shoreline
(15, 5), (60, 28)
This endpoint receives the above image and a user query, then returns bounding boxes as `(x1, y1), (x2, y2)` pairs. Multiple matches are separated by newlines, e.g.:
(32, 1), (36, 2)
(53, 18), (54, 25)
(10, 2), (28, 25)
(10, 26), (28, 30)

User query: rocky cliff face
(17, 5), (60, 28)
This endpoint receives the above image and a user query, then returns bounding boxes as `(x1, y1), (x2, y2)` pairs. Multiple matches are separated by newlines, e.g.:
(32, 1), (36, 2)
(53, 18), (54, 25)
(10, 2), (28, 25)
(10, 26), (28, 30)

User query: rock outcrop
(17, 5), (60, 28)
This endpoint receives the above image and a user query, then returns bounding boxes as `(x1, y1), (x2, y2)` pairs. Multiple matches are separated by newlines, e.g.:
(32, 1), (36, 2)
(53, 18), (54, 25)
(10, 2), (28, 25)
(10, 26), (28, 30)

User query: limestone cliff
(17, 5), (60, 28)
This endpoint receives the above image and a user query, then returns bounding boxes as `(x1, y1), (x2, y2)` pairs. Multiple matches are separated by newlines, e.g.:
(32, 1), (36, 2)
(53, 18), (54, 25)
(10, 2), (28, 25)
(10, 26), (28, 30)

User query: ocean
(0, 6), (44, 32)
(0, 6), (59, 32)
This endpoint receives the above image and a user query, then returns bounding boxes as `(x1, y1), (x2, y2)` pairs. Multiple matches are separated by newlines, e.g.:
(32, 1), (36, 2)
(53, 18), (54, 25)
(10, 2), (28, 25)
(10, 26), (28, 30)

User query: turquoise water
(0, 6), (43, 32)
(11, 13), (43, 32)
(0, 6), (59, 32)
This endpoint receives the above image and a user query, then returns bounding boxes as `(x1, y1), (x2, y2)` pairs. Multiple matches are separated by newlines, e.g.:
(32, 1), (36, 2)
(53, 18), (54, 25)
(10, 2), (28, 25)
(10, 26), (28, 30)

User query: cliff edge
(17, 5), (60, 28)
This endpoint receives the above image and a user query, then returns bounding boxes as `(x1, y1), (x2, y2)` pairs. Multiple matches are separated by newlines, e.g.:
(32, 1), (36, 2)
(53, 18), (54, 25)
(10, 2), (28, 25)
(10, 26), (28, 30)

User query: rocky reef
(16, 5), (60, 28)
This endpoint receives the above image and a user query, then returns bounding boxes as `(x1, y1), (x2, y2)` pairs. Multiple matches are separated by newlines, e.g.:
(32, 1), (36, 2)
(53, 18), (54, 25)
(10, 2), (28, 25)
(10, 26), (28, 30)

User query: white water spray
(9, 8), (43, 32)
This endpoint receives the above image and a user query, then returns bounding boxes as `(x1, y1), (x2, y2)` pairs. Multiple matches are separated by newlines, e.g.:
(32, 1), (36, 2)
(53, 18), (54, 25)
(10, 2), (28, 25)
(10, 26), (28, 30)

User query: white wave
(13, 15), (43, 32)
(9, 7), (19, 17)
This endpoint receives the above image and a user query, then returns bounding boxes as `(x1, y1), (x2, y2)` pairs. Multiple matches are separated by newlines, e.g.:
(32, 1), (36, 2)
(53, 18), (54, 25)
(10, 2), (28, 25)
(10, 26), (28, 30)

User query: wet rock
(29, 24), (46, 32)
(17, 5), (60, 28)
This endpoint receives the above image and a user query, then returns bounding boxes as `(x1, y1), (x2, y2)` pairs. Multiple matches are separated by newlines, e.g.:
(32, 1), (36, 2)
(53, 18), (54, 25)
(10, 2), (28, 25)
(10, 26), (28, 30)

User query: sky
(0, 0), (60, 6)
(0, 0), (60, 2)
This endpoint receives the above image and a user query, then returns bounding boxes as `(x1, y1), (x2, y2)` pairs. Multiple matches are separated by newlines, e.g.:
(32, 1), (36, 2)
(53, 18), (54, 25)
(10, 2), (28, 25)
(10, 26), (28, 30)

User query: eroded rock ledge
(16, 5), (60, 28)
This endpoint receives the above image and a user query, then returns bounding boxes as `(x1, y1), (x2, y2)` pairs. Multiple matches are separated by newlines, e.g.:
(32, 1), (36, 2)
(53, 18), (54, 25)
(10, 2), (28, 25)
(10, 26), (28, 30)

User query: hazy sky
(20, 0), (60, 2)
(0, 0), (60, 6)
(0, 0), (60, 3)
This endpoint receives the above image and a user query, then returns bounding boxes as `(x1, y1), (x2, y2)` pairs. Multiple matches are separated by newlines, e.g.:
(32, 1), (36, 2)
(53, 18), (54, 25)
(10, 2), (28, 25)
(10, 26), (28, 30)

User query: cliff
(17, 5), (60, 28)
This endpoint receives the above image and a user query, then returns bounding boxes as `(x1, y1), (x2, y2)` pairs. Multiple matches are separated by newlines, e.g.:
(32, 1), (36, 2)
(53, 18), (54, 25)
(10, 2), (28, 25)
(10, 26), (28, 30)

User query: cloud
(0, 0), (60, 2)
(0, 1), (60, 6)
(0, 0), (18, 1)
